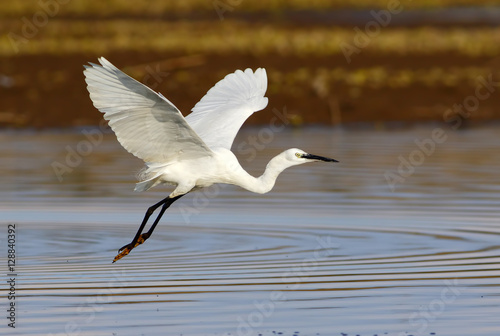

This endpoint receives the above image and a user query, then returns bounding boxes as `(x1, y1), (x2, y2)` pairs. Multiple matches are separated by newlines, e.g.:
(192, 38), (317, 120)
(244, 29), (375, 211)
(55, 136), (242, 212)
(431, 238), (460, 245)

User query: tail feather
(134, 175), (162, 192)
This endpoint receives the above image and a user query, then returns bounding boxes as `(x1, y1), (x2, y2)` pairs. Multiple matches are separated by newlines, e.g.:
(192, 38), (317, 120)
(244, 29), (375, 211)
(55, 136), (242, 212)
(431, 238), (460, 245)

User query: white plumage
(84, 57), (212, 165)
(186, 68), (268, 150)
(83, 57), (337, 262)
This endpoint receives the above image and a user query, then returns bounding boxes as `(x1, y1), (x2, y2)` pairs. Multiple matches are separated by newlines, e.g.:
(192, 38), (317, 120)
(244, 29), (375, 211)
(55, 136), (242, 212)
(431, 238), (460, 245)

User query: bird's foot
(112, 233), (150, 263)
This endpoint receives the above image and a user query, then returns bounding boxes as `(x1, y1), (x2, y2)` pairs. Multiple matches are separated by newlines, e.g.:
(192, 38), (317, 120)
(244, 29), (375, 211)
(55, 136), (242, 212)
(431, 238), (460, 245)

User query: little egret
(83, 58), (338, 263)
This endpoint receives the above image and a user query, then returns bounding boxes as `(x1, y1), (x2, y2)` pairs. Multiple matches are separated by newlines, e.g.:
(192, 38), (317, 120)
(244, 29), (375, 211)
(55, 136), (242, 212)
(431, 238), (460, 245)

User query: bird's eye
(295, 152), (301, 158)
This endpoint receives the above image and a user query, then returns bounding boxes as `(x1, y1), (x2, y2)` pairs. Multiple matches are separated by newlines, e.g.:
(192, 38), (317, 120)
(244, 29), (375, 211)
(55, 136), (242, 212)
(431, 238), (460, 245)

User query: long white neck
(232, 153), (296, 194)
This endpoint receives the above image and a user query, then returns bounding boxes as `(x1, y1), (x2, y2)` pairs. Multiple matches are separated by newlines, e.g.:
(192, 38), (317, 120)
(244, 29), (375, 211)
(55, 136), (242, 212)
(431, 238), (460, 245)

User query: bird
(83, 57), (338, 263)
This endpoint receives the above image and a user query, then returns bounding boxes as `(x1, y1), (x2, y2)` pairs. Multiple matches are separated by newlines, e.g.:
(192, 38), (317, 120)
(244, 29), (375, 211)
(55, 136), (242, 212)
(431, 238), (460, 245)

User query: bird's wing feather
(83, 57), (213, 163)
(185, 68), (268, 150)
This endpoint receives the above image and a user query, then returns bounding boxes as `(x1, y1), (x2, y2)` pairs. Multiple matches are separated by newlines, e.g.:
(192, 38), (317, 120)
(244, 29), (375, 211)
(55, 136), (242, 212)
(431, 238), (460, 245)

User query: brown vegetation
(1, 2), (500, 128)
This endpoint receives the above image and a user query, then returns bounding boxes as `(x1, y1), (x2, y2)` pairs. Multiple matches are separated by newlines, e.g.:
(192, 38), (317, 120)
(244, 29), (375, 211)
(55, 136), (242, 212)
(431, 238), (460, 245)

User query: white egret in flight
(83, 58), (338, 263)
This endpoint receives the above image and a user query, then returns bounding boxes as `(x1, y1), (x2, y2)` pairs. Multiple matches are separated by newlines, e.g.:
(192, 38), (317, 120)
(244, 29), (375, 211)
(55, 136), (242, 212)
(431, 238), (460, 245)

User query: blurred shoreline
(2, 4), (500, 128)
(2, 51), (500, 129)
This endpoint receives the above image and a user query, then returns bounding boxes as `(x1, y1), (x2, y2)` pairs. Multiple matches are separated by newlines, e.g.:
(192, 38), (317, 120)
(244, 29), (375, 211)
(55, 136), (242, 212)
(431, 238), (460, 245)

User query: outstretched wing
(185, 68), (268, 150)
(83, 57), (212, 164)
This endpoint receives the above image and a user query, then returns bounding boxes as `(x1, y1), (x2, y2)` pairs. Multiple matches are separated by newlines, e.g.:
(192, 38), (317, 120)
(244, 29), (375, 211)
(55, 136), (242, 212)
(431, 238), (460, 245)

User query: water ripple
(3, 126), (500, 335)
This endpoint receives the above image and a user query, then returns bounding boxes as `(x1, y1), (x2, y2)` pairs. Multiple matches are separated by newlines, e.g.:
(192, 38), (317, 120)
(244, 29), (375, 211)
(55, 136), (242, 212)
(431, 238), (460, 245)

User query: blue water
(1, 125), (500, 336)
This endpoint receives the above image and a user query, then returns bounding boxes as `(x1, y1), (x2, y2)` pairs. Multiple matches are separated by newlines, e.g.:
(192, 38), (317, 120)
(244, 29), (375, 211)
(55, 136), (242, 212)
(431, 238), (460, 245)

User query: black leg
(113, 194), (185, 263)
(132, 194), (184, 244)
(123, 196), (171, 250)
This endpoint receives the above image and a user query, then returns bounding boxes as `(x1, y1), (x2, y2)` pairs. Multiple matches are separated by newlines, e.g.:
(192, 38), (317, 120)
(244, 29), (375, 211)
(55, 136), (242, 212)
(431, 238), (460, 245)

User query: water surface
(1, 125), (500, 336)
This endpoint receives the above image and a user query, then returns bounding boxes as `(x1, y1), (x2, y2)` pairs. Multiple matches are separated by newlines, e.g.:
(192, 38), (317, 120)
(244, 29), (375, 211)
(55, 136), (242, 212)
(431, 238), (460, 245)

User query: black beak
(302, 153), (338, 162)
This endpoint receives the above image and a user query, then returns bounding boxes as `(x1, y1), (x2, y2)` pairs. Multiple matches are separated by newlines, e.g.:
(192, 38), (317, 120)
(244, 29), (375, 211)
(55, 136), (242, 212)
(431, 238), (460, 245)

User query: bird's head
(284, 148), (338, 165)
